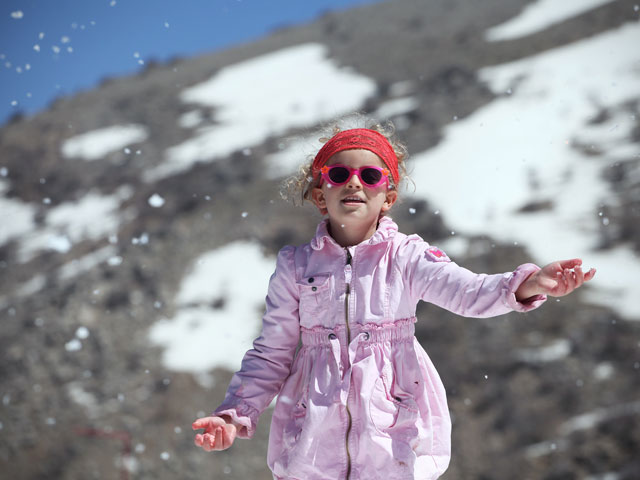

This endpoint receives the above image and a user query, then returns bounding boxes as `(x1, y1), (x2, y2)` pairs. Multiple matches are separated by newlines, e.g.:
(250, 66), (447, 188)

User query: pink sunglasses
(320, 164), (390, 188)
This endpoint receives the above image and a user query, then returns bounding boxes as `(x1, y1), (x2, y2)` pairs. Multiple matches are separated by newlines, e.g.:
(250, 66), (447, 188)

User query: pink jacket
(214, 217), (546, 480)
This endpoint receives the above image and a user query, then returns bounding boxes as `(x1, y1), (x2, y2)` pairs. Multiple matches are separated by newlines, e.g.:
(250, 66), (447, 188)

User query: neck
(327, 217), (379, 247)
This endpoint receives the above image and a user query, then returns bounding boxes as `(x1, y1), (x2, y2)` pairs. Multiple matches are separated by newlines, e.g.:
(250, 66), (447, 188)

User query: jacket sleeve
(213, 245), (300, 438)
(402, 236), (546, 318)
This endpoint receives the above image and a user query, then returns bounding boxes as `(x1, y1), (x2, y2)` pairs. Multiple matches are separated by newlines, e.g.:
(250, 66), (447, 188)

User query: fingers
(553, 265), (597, 296)
(562, 268), (574, 293)
(193, 419), (236, 451)
(558, 258), (582, 270)
(191, 417), (209, 430)
(194, 430), (218, 451)
(192, 416), (226, 431)
(584, 267), (596, 281)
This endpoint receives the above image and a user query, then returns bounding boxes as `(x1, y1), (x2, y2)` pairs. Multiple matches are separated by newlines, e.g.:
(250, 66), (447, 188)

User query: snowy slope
(413, 22), (640, 319)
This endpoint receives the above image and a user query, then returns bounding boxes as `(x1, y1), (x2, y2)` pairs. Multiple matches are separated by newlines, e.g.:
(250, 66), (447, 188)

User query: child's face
(311, 149), (397, 230)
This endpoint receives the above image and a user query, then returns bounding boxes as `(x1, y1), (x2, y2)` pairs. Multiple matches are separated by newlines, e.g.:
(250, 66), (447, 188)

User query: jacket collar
(310, 216), (398, 250)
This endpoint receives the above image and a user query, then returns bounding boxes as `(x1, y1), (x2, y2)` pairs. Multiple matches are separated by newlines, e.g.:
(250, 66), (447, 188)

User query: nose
(346, 171), (363, 189)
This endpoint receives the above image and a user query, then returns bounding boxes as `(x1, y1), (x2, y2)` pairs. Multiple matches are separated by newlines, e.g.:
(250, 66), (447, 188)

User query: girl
(192, 124), (595, 480)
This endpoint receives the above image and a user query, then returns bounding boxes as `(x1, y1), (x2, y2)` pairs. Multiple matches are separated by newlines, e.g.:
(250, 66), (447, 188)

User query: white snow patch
(67, 382), (100, 418)
(515, 338), (571, 363)
(375, 96), (419, 119)
(524, 439), (567, 458)
(559, 400), (640, 435)
(17, 188), (130, 263)
(178, 110), (205, 129)
(388, 80), (416, 97)
(58, 245), (117, 281)
(593, 362), (615, 381)
(584, 472), (621, 480)
(264, 131), (321, 180)
(15, 274), (47, 297)
(145, 43), (376, 182)
(486, 0), (617, 42)
(149, 241), (276, 372)
(411, 23), (640, 319)
(61, 124), (148, 161)
(0, 197), (36, 246)
(264, 113), (370, 179)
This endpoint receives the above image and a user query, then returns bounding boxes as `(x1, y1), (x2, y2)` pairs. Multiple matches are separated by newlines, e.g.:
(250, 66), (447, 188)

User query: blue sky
(0, 0), (380, 126)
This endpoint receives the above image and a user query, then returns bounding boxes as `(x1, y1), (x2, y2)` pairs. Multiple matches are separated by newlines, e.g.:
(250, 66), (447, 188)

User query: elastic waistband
(300, 317), (416, 346)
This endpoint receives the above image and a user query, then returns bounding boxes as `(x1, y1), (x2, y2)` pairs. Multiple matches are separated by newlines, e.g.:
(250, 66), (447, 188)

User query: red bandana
(311, 129), (400, 185)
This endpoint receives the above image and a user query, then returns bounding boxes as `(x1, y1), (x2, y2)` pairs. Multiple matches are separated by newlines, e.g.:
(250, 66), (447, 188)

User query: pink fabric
(214, 217), (546, 479)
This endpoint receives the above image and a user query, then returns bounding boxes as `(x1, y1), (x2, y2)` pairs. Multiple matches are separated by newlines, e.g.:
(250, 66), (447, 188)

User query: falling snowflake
(75, 326), (90, 339)
(65, 338), (82, 352)
(148, 193), (165, 208)
(108, 256), (123, 266)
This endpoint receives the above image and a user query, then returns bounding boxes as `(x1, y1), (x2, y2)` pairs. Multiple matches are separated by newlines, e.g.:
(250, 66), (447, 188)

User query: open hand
(516, 258), (596, 301)
(192, 416), (237, 451)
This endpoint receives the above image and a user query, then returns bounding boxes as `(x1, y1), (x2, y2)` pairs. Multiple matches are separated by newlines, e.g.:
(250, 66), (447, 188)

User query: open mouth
(342, 196), (366, 204)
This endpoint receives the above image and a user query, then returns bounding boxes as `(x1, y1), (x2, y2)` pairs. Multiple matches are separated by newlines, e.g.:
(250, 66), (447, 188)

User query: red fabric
(311, 129), (399, 185)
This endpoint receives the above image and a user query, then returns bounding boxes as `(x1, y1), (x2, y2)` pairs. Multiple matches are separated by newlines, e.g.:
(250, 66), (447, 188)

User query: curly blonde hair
(280, 118), (411, 211)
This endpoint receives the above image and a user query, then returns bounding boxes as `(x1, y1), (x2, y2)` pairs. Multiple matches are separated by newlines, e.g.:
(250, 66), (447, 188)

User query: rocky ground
(1, 0), (639, 478)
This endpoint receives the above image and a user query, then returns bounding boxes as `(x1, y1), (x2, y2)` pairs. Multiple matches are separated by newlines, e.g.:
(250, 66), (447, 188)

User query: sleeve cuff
(505, 263), (547, 312)
(213, 403), (260, 439)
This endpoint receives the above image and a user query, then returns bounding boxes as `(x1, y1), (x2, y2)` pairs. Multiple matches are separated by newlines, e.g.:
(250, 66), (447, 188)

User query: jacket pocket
(369, 370), (419, 435)
(297, 273), (331, 319)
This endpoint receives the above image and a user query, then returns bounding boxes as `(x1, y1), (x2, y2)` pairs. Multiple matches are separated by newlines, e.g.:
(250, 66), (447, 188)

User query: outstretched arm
(515, 258), (596, 302)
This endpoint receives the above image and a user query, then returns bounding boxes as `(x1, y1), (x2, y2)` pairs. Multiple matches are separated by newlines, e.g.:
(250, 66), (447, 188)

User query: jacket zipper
(344, 248), (353, 480)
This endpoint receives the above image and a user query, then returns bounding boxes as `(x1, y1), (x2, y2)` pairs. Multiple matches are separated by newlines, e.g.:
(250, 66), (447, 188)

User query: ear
(311, 187), (328, 215)
(381, 189), (398, 213)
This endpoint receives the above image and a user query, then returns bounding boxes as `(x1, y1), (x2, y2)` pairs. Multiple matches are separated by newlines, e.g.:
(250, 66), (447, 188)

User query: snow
(61, 124), (148, 161)
(144, 43), (376, 182)
(17, 187), (131, 263)
(147, 193), (165, 208)
(264, 130), (322, 180)
(67, 382), (100, 418)
(264, 113), (367, 180)
(514, 339), (571, 363)
(178, 110), (205, 129)
(559, 400), (640, 434)
(58, 245), (117, 281)
(485, 0), (617, 42)
(411, 23), (640, 319)
(65, 338), (82, 352)
(0, 180), (37, 246)
(374, 96), (419, 119)
(148, 241), (276, 373)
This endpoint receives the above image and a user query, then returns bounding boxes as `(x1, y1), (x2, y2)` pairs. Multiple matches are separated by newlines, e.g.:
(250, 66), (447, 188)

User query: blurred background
(1, 0), (639, 478)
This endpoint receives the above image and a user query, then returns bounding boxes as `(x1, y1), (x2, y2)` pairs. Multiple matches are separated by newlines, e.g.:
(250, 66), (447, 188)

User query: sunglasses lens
(328, 166), (350, 184)
(360, 168), (383, 186)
